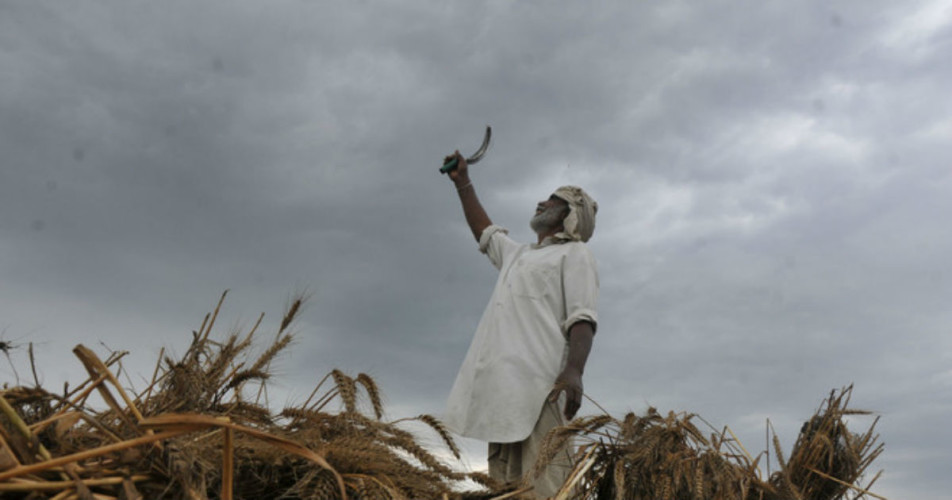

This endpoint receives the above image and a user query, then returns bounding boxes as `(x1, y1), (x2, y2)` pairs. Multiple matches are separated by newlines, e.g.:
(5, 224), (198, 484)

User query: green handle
(440, 157), (459, 174)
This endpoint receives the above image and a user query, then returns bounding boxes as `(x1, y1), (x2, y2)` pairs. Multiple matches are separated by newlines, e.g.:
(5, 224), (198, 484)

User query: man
(442, 151), (598, 498)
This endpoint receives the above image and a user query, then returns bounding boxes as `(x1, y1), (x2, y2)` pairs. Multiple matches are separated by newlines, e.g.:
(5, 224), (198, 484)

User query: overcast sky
(2, 2), (950, 498)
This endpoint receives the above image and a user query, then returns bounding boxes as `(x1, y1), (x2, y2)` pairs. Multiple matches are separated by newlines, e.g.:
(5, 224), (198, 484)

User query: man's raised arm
(445, 151), (492, 241)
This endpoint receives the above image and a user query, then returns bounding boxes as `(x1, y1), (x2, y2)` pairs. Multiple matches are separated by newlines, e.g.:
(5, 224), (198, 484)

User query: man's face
(530, 195), (569, 234)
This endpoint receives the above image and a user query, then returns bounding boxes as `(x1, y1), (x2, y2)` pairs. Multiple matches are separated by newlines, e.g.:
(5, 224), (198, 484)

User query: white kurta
(444, 225), (599, 443)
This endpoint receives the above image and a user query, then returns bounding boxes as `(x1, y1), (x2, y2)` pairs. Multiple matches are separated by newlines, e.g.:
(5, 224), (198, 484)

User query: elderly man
(442, 151), (598, 498)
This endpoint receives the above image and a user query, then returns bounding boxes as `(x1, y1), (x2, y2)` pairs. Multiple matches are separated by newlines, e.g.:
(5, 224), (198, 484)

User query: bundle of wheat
(0, 291), (887, 500)
(766, 386), (884, 500)
(0, 292), (498, 500)
(536, 386), (884, 500)
(533, 409), (758, 500)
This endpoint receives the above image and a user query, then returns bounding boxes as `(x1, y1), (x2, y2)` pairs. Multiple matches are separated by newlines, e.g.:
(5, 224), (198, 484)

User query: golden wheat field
(0, 292), (885, 499)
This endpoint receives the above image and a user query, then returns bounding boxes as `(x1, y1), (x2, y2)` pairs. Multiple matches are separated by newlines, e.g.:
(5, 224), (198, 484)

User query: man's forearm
(454, 178), (492, 241)
(565, 321), (595, 375)
(552, 320), (595, 420)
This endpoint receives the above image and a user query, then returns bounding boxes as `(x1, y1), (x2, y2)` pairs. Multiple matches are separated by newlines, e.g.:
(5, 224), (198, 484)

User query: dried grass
(765, 386), (885, 500)
(540, 385), (885, 500)
(0, 292), (887, 500)
(0, 293), (494, 499)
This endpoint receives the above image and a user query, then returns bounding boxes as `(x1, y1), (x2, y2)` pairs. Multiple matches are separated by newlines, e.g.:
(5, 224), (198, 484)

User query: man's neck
(536, 226), (563, 245)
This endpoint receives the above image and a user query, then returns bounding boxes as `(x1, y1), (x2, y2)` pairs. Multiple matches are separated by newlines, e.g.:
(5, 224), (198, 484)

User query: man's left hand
(549, 367), (583, 421)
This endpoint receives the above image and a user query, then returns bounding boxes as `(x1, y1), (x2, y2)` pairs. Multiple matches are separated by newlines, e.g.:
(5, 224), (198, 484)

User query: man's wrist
(561, 365), (583, 377)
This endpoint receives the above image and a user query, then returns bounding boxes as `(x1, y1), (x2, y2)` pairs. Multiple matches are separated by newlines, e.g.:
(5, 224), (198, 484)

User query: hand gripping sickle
(439, 126), (492, 174)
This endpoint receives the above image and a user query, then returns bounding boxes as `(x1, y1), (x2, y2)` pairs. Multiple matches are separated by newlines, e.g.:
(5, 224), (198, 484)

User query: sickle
(440, 126), (492, 174)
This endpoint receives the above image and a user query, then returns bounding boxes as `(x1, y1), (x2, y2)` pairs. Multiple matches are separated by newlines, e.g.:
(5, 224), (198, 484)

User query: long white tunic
(444, 225), (599, 443)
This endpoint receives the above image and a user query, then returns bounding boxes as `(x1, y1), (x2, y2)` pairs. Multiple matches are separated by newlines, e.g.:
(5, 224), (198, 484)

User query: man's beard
(530, 205), (567, 235)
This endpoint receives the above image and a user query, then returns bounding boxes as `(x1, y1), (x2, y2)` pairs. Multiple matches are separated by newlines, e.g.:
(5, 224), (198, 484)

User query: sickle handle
(440, 157), (459, 174)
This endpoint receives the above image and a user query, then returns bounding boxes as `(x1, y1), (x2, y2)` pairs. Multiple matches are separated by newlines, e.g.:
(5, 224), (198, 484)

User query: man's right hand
(444, 150), (491, 241)
(445, 150), (469, 185)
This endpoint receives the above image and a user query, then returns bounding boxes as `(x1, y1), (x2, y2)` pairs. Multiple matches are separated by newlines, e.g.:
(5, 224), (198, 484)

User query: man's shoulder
(560, 241), (598, 268)
(561, 240), (595, 255)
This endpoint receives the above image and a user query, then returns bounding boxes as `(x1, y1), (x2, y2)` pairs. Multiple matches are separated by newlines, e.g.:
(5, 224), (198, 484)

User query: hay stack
(536, 386), (884, 500)
(0, 292), (496, 499)
(0, 292), (886, 500)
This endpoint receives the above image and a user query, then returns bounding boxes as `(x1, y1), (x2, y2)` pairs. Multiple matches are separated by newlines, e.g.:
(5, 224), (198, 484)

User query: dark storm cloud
(1, 2), (950, 498)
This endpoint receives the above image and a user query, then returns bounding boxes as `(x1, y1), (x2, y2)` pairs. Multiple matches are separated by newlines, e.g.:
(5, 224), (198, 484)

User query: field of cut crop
(0, 293), (885, 499)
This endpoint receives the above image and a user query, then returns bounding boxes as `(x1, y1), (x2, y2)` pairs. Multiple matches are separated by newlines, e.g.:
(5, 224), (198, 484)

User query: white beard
(530, 205), (567, 235)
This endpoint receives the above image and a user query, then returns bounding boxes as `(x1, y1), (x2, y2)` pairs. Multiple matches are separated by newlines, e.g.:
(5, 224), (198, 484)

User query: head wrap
(552, 185), (598, 243)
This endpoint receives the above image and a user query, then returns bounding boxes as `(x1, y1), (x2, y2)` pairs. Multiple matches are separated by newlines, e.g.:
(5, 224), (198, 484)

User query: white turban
(552, 185), (598, 243)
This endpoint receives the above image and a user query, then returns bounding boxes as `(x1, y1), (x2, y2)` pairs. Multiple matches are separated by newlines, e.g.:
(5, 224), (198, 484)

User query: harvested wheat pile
(0, 292), (886, 500)
(536, 386), (884, 500)
(0, 292), (497, 500)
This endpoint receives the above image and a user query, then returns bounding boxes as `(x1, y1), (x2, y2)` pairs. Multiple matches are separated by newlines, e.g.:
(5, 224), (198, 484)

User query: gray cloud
(1, 2), (949, 498)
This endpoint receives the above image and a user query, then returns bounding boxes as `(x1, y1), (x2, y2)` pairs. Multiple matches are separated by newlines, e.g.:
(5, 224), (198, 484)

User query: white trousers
(488, 399), (573, 499)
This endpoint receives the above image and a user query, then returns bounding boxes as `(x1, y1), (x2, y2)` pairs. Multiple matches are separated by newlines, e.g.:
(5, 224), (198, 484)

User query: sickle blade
(466, 126), (492, 164)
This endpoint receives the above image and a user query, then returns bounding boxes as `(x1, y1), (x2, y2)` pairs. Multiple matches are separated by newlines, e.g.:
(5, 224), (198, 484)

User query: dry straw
(0, 292), (886, 500)
(0, 292), (496, 499)
(537, 385), (885, 500)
